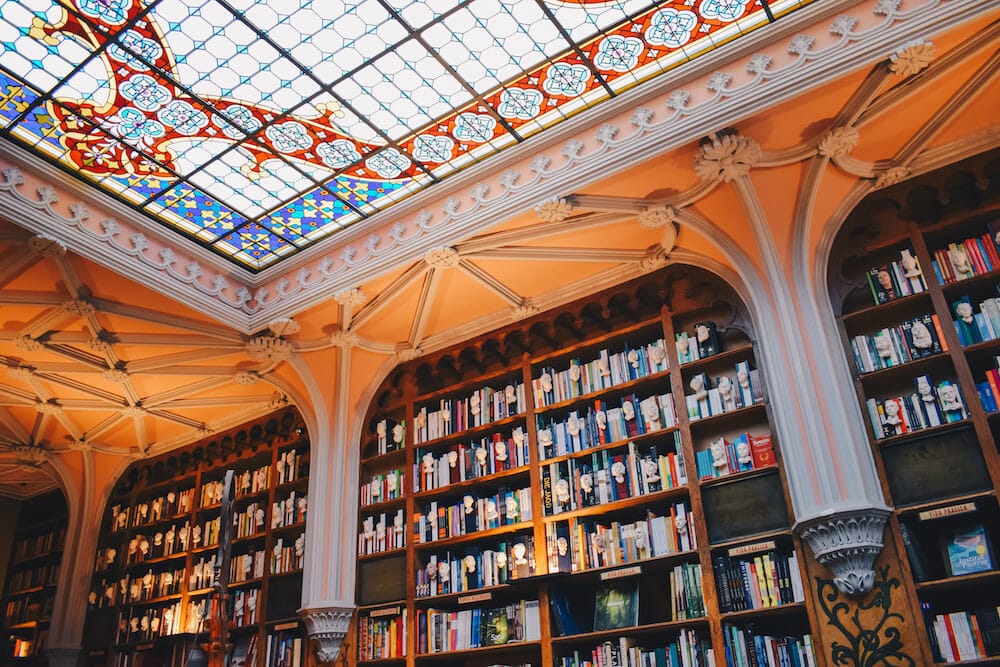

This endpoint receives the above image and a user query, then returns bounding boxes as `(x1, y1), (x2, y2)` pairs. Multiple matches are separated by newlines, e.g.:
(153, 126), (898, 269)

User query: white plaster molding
(638, 205), (679, 229)
(301, 606), (354, 663)
(9, 444), (50, 466)
(796, 507), (892, 595)
(329, 328), (360, 349)
(423, 246), (460, 269)
(0, 0), (979, 331)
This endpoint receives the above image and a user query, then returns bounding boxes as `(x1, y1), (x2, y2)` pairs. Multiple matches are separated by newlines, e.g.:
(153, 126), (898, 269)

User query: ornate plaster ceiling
(0, 0), (804, 270)
(0, 0), (996, 498)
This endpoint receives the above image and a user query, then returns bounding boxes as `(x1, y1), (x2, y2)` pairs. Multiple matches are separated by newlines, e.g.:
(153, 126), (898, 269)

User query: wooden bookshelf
(829, 181), (1000, 664)
(1, 491), (67, 663)
(79, 406), (313, 667)
(354, 266), (824, 667)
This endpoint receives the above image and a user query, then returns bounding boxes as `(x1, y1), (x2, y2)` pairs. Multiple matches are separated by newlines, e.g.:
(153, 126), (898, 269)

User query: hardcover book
(944, 523), (994, 576)
(593, 580), (639, 632)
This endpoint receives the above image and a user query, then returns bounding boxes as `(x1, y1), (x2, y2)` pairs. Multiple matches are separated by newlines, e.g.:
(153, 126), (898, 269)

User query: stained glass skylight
(0, 0), (806, 270)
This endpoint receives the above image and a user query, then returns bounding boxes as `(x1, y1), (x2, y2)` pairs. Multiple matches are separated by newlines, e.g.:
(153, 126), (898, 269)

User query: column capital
(795, 505), (892, 596)
(300, 605), (354, 663)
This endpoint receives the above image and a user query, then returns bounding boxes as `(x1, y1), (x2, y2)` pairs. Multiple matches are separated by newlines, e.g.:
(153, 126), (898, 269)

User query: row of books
(234, 501), (268, 539)
(976, 363), (1000, 414)
(8, 637), (35, 659)
(184, 596), (216, 634)
(233, 463), (271, 499)
(416, 535), (536, 597)
(414, 428), (531, 494)
(866, 375), (968, 440)
(3, 592), (53, 625)
(676, 321), (723, 364)
(532, 338), (670, 409)
(546, 503), (697, 573)
(264, 628), (304, 667)
(114, 600), (182, 644)
(927, 606), (1000, 663)
(271, 492), (307, 528)
(232, 586), (260, 628)
(413, 381), (526, 443)
(712, 547), (805, 613)
(668, 561), (707, 620)
(416, 599), (541, 653)
(360, 468), (405, 506)
(866, 247), (927, 305)
(358, 509), (406, 556)
(541, 438), (686, 516)
(4, 561), (59, 594)
(275, 447), (307, 486)
(849, 313), (946, 374)
(952, 294), (1000, 346)
(694, 433), (774, 481)
(373, 418), (405, 455)
(413, 487), (533, 544)
(188, 554), (217, 591)
(931, 231), (1000, 284)
(10, 527), (65, 562)
(230, 548), (266, 583)
(685, 361), (762, 422)
(110, 489), (195, 532)
(536, 392), (676, 461)
(116, 567), (185, 603)
(359, 608), (406, 660)
(270, 534), (304, 574)
(555, 629), (714, 667)
(722, 625), (817, 667)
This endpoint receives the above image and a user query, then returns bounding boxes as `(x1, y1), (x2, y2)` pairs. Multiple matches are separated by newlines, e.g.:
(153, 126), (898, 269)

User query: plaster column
(692, 133), (892, 596)
(297, 305), (365, 662)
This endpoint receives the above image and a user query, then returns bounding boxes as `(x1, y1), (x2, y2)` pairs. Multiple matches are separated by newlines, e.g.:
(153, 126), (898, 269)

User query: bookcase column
(720, 171), (893, 597)
(295, 341), (358, 662)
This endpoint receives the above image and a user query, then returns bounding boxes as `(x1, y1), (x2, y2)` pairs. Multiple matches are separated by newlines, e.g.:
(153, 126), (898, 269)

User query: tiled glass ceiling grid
(0, 0), (807, 271)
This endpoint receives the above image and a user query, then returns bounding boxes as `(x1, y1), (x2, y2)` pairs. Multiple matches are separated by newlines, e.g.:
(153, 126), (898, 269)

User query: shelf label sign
(918, 502), (976, 521)
(728, 540), (776, 557)
(370, 606), (402, 618)
(600, 565), (642, 580)
(458, 592), (493, 604)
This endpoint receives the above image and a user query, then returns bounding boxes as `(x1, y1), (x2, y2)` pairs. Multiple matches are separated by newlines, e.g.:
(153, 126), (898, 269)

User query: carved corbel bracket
(300, 606), (354, 663)
(796, 506), (892, 596)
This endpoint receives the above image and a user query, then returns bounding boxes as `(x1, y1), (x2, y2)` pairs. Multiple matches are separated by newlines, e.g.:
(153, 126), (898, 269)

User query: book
(593, 580), (639, 631)
(944, 523), (994, 576)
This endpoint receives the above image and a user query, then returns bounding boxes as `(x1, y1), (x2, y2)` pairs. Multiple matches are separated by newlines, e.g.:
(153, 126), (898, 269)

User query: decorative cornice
(28, 234), (66, 257)
(796, 507), (892, 596)
(0, 0), (982, 331)
(301, 606), (354, 663)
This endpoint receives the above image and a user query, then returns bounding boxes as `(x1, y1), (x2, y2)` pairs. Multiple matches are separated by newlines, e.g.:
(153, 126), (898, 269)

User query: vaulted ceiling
(0, 0), (996, 499)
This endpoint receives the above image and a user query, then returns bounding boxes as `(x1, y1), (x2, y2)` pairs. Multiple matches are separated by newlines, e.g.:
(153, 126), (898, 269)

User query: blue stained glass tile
(151, 183), (247, 234)
(221, 222), (290, 253)
(102, 174), (173, 201)
(0, 71), (40, 128)
(330, 176), (408, 211)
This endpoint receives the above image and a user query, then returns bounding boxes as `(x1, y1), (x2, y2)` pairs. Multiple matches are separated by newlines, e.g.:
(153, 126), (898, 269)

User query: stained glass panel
(0, 0), (809, 270)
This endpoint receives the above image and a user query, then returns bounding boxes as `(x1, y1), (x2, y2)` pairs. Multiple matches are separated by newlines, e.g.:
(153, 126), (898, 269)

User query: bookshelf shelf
(413, 465), (532, 501)
(532, 369), (672, 417)
(355, 266), (820, 666)
(77, 406), (311, 667)
(831, 198), (1000, 666)
(415, 641), (542, 660)
(540, 486), (690, 523)
(915, 568), (1000, 591)
(551, 617), (711, 646)
(718, 601), (808, 620)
